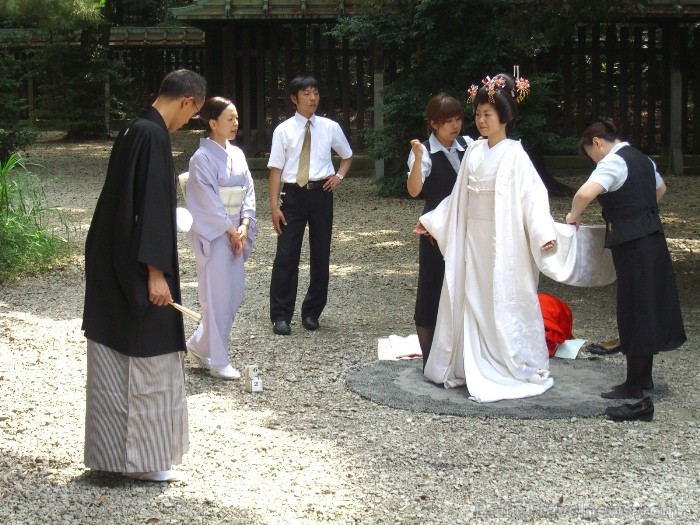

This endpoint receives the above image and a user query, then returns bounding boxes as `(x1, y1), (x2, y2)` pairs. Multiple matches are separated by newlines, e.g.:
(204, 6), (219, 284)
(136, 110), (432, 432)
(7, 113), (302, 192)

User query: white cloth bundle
(178, 172), (189, 198)
(540, 223), (616, 287)
(176, 207), (193, 232)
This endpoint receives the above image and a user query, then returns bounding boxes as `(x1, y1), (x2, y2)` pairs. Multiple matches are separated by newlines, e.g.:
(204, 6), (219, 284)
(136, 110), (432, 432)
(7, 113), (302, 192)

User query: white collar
(428, 133), (465, 155)
(294, 112), (316, 126)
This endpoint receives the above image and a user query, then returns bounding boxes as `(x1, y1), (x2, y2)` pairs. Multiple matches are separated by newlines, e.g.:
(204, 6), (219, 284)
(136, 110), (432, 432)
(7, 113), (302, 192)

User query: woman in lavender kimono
(185, 97), (257, 379)
(416, 73), (557, 402)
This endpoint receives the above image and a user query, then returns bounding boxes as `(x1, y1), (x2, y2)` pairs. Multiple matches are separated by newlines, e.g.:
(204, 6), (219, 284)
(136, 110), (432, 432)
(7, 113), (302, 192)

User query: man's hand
(271, 208), (287, 235)
(323, 175), (342, 192)
(147, 265), (172, 306)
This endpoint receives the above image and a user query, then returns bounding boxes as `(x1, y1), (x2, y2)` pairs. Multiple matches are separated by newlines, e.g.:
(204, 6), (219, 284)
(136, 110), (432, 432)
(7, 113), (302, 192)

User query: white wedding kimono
(185, 138), (257, 368)
(421, 138), (576, 402)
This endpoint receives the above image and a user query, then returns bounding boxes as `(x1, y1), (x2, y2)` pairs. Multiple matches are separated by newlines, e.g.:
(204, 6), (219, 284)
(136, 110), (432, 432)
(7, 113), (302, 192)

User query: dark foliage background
(331, 0), (641, 194)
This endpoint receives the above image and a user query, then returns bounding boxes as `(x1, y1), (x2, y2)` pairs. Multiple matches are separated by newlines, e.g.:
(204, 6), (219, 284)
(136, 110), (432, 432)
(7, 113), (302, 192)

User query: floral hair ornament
(484, 76), (506, 103)
(467, 68), (531, 105)
(466, 84), (479, 104)
(512, 64), (530, 103)
(466, 76), (505, 104)
(466, 75), (516, 104)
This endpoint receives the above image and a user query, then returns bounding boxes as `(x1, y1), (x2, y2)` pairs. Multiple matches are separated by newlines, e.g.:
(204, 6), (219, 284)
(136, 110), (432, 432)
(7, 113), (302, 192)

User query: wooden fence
(550, 21), (699, 154)
(5, 19), (700, 158)
(107, 20), (700, 157)
(200, 21), (374, 155)
(107, 23), (374, 156)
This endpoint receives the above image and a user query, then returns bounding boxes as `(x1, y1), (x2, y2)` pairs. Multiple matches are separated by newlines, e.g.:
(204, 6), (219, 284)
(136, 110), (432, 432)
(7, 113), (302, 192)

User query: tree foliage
(0, 0), (103, 32)
(332, 0), (641, 194)
(0, 1), (113, 138)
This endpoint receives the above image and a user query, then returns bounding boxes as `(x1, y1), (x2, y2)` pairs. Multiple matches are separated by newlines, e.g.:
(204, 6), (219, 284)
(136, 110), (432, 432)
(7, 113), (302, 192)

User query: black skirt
(414, 234), (445, 328)
(612, 231), (686, 356)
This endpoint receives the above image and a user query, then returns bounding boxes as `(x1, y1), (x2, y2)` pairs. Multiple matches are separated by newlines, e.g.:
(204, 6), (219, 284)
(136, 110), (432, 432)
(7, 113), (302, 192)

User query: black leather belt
(283, 179), (328, 190)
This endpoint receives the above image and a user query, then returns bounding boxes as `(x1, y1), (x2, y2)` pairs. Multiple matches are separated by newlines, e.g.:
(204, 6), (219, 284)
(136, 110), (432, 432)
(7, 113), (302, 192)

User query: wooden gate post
(373, 47), (384, 179)
(668, 67), (684, 176)
(667, 23), (683, 176)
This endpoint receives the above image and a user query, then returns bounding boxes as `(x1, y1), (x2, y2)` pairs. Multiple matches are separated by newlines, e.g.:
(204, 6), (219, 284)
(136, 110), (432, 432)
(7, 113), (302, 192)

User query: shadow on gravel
(347, 357), (668, 419)
(70, 470), (262, 524)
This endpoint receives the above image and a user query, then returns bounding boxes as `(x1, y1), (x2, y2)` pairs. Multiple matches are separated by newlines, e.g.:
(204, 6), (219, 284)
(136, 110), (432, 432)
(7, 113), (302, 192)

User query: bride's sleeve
(419, 195), (451, 255)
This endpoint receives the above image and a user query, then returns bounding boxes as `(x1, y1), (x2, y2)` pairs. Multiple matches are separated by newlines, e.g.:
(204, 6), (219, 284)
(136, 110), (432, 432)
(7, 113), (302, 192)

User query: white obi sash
(178, 172), (246, 216)
(217, 186), (246, 216)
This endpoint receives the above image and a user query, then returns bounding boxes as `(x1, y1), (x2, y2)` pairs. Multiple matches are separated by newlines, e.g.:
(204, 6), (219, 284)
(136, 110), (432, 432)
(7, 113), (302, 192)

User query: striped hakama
(84, 340), (188, 473)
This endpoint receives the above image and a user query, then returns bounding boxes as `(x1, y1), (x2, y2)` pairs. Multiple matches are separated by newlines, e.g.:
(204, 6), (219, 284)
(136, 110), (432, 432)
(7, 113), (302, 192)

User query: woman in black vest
(407, 94), (473, 370)
(566, 119), (686, 401)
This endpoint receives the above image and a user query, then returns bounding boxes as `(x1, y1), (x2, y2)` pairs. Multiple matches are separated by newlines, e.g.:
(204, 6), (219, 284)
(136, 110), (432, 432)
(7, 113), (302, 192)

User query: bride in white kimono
(417, 74), (558, 402)
(184, 97), (257, 380)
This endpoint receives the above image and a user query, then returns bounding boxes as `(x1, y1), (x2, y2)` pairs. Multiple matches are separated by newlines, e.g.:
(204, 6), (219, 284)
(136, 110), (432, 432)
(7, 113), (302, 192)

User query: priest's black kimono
(82, 107), (185, 357)
(82, 107), (189, 474)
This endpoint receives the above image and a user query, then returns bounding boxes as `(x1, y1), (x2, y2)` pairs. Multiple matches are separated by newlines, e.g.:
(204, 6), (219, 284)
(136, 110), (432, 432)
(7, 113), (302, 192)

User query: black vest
(421, 136), (466, 213)
(597, 145), (663, 248)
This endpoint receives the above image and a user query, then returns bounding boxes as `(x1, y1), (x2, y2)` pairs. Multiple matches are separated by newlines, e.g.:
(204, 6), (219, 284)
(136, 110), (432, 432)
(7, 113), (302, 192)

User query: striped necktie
(297, 120), (311, 187)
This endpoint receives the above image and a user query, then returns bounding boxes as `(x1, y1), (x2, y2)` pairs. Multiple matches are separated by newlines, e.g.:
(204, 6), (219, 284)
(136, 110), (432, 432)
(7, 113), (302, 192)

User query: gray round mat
(346, 357), (667, 419)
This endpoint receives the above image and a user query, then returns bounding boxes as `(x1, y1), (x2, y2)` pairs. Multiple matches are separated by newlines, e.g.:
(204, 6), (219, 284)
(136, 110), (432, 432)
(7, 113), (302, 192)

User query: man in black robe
(82, 69), (206, 482)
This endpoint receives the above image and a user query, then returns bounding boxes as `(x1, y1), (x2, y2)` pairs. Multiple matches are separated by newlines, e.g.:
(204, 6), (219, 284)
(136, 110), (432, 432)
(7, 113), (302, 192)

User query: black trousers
(269, 184), (333, 323)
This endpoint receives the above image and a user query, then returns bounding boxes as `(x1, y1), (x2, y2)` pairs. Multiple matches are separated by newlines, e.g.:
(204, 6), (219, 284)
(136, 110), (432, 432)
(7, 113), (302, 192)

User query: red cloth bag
(538, 293), (573, 357)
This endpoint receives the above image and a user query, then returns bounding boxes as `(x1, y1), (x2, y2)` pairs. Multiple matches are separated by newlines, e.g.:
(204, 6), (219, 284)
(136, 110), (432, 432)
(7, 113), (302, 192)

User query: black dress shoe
(301, 316), (319, 330)
(605, 396), (654, 422)
(272, 320), (291, 335)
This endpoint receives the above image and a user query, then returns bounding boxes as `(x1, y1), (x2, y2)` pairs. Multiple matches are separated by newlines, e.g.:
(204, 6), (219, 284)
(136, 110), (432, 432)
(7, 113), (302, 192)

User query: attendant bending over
(566, 119), (686, 400)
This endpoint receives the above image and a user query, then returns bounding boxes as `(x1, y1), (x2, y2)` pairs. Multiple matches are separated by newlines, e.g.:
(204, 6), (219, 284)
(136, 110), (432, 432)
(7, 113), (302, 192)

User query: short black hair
(425, 93), (464, 135)
(579, 118), (619, 158)
(158, 69), (207, 101)
(289, 75), (320, 97)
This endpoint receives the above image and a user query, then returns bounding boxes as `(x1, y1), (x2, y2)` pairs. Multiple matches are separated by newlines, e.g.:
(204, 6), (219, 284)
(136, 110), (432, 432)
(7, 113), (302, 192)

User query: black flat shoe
(605, 396), (654, 422)
(272, 320), (291, 335)
(301, 316), (319, 331)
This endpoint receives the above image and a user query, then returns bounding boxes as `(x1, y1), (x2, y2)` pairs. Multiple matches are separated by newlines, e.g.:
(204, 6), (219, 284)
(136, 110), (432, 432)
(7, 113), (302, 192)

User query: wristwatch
(335, 173), (345, 181)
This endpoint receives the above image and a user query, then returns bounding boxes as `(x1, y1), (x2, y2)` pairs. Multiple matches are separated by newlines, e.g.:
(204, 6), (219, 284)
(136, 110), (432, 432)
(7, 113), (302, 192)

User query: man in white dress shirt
(267, 75), (353, 335)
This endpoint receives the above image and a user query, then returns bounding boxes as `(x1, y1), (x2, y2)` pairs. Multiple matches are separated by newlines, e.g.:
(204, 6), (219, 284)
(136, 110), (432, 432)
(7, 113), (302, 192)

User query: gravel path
(0, 132), (698, 524)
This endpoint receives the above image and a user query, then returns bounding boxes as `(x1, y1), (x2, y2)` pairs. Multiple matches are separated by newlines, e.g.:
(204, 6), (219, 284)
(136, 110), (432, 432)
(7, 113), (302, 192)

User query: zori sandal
(585, 337), (621, 355)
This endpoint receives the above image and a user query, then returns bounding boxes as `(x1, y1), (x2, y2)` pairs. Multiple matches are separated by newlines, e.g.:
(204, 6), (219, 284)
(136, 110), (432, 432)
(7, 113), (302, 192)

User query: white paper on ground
(554, 338), (587, 359)
(377, 334), (422, 360)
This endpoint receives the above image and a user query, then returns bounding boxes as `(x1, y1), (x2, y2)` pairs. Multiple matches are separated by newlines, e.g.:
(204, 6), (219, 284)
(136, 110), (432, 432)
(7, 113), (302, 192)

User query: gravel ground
(0, 131), (698, 525)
